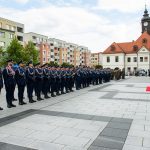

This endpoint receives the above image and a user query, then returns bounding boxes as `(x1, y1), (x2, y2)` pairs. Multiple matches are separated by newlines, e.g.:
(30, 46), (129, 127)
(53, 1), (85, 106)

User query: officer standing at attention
(15, 60), (27, 105)
(42, 63), (50, 99)
(0, 67), (3, 110)
(26, 61), (36, 103)
(3, 59), (16, 108)
(35, 63), (44, 101)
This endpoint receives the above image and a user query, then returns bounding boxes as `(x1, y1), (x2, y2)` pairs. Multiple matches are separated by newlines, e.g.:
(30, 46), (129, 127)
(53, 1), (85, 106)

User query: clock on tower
(141, 5), (150, 34)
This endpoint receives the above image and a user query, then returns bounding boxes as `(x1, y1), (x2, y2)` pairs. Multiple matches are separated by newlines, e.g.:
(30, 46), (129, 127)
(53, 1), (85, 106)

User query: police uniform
(0, 68), (3, 110)
(42, 64), (50, 99)
(26, 61), (36, 103)
(3, 59), (16, 108)
(34, 63), (44, 101)
(15, 61), (27, 105)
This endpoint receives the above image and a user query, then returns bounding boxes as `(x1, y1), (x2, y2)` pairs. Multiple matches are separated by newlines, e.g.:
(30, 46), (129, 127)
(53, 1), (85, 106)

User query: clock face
(144, 22), (148, 26)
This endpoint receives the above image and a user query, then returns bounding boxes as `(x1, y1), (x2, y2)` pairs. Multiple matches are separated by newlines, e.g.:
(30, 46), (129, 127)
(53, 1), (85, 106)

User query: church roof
(103, 31), (150, 54)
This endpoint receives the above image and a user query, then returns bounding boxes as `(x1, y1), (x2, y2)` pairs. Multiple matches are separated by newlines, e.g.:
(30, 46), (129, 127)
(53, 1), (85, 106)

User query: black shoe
(70, 90), (74, 92)
(51, 94), (56, 97)
(19, 102), (23, 105)
(7, 105), (12, 108)
(11, 104), (16, 107)
(29, 99), (36, 103)
(61, 92), (65, 94)
(22, 101), (27, 105)
(44, 95), (50, 99)
(56, 93), (60, 96)
(12, 98), (17, 101)
(0, 107), (3, 110)
(40, 97), (44, 100)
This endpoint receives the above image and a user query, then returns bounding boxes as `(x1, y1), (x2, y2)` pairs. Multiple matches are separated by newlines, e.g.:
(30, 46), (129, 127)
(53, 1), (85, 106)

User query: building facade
(102, 7), (150, 74)
(0, 17), (24, 49)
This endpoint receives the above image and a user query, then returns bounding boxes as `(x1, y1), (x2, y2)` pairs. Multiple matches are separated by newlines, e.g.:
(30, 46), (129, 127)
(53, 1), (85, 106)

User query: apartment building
(0, 17), (24, 49)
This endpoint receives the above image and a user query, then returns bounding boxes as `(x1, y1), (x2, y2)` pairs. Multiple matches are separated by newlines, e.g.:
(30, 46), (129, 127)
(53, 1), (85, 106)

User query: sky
(0, 0), (150, 52)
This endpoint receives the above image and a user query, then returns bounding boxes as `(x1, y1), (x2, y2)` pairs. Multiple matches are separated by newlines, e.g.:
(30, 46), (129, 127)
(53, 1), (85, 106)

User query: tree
(61, 62), (74, 68)
(23, 41), (39, 64)
(95, 65), (103, 69)
(0, 47), (7, 67)
(6, 38), (24, 63)
(48, 61), (59, 67)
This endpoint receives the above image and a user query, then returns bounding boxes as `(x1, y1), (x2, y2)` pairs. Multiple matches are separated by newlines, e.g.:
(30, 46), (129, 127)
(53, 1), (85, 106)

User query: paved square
(0, 77), (150, 149)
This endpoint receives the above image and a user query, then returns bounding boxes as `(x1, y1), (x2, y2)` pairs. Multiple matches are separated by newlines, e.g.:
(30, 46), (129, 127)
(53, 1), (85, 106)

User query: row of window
(106, 56), (149, 63)
(0, 32), (14, 39)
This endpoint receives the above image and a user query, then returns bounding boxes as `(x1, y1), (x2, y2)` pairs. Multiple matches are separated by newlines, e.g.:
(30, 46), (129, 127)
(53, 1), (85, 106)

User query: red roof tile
(103, 31), (150, 54)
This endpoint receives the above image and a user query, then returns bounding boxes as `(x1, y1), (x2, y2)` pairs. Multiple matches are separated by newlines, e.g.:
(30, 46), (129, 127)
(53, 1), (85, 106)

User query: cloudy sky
(0, 0), (149, 52)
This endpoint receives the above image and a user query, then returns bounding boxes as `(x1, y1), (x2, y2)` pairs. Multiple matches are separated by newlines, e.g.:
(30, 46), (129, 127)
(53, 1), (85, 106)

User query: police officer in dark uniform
(35, 63), (44, 101)
(15, 60), (27, 105)
(0, 67), (3, 110)
(3, 59), (16, 108)
(55, 66), (61, 96)
(50, 66), (56, 97)
(42, 63), (50, 99)
(26, 61), (36, 103)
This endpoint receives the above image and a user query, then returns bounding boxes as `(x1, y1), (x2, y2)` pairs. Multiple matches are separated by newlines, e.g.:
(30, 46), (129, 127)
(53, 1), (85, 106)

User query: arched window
(110, 45), (115, 51)
(133, 45), (138, 51)
(142, 38), (147, 44)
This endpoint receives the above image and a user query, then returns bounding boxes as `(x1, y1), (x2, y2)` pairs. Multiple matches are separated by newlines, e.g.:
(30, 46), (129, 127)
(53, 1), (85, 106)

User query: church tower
(141, 5), (150, 34)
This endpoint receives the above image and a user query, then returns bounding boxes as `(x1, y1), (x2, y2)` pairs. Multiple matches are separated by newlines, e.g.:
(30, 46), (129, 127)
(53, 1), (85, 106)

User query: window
(43, 58), (46, 61)
(115, 56), (119, 62)
(51, 55), (54, 58)
(133, 57), (137, 62)
(107, 56), (110, 63)
(133, 45), (138, 51)
(0, 32), (5, 37)
(0, 41), (5, 47)
(110, 45), (115, 51)
(144, 57), (148, 62)
(127, 67), (131, 71)
(17, 27), (23, 33)
(0, 22), (2, 28)
(140, 57), (143, 62)
(9, 33), (14, 39)
(142, 38), (147, 44)
(127, 57), (131, 62)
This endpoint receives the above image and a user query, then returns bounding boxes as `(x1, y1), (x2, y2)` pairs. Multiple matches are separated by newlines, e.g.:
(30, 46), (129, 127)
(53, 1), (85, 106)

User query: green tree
(61, 62), (74, 68)
(0, 47), (7, 67)
(48, 61), (59, 67)
(6, 38), (24, 63)
(23, 41), (39, 64)
(95, 65), (103, 69)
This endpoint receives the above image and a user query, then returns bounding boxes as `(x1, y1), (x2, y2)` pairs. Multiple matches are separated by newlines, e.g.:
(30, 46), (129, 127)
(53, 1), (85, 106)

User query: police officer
(0, 67), (3, 110)
(26, 61), (36, 103)
(35, 63), (44, 101)
(15, 60), (27, 105)
(3, 59), (16, 108)
(42, 63), (50, 99)
(50, 66), (56, 97)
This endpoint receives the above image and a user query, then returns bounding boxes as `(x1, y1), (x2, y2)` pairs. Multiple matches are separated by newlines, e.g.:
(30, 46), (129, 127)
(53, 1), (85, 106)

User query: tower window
(142, 38), (147, 44)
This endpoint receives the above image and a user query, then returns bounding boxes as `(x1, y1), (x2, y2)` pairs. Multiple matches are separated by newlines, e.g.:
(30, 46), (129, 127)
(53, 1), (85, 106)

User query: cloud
(0, 2), (143, 52)
(96, 0), (150, 13)
(14, 0), (30, 4)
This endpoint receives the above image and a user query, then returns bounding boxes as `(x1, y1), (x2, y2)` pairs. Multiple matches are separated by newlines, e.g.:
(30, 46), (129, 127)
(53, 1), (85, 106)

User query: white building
(102, 7), (150, 74)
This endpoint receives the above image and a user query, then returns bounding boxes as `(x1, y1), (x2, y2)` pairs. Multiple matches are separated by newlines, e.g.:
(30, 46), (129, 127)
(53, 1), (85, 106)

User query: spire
(144, 2), (149, 17)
